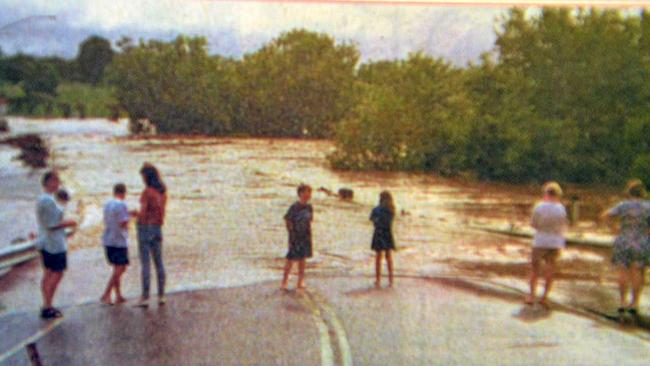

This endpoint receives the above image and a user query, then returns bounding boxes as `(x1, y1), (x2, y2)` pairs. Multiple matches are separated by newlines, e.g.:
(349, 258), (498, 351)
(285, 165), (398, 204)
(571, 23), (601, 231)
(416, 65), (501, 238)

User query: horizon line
(202, 0), (650, 8)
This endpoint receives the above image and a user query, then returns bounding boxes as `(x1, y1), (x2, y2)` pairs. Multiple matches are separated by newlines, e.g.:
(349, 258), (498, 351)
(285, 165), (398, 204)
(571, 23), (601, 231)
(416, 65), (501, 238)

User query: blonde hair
(379, 191), (396, 216)
(542, 181), (563, 197)
(625, 179), (646, 198)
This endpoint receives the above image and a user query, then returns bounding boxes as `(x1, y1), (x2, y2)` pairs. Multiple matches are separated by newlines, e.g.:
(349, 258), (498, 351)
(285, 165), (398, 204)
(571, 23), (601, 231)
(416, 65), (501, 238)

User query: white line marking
(0, 316), (64, 363)
(309, 291), (354, 366)
(301, 294), (335, 366)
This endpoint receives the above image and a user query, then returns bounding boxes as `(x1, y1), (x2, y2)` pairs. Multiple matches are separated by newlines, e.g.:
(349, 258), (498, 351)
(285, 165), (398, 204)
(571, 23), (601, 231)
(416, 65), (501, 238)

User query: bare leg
(41, 269), (51, 309)
(540, 259), (556, 304)
(375, 251), (382, 288)
(100, 267), (116, 304)
(618, 267), (630, 309)
(386, 250), (394, 287)
(630, 264), (644, 309)
(281, 260), (293, 289)
(526, 257), (540, 304)
(45, 271), (64, 309)
(297, 259), (306, 289)
(114, 265), (127, 303)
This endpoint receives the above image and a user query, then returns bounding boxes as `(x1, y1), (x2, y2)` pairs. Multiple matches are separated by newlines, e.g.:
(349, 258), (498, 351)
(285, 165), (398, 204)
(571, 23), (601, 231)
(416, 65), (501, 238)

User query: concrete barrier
(0, 241), (37, 273)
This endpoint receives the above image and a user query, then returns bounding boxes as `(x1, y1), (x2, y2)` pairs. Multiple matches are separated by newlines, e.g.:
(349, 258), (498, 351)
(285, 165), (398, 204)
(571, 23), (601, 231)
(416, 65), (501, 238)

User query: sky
(2, 1), (643, 65)
(0, 0), (517, 65)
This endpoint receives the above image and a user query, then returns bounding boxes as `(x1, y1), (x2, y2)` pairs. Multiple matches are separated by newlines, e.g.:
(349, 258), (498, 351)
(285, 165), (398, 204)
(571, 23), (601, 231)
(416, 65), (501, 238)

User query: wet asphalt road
(3, 277), (650, 366)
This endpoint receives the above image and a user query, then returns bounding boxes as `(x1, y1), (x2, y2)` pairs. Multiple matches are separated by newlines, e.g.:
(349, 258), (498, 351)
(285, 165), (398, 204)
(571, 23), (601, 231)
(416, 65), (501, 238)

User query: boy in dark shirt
(281, 184), (313, 290)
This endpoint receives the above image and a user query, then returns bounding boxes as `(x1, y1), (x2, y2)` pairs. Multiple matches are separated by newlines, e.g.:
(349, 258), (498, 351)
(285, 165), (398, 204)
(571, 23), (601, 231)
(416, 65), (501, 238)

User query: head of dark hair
(379, 190), (396, 216)
(140, 163), (166, 194)
(297, 184), (312, 196)
(41, 170), (58, 187)
(55, 189), (70, 202)
(113, 183), (127, 196)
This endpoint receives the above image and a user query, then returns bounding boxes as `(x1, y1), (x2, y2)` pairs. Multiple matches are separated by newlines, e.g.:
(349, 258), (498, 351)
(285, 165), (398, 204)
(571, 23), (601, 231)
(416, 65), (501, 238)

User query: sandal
(40, 307), (63, 319)
(50, 308), (63, 318)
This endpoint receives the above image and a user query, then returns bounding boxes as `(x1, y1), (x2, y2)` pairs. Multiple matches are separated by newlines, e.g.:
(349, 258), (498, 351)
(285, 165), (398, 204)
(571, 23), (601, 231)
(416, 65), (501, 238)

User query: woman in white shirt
(525, 181), (567, 306)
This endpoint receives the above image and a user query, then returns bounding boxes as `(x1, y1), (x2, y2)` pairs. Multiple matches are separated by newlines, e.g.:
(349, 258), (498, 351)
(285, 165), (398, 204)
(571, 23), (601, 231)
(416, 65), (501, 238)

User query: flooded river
(0, 117), (627, 312)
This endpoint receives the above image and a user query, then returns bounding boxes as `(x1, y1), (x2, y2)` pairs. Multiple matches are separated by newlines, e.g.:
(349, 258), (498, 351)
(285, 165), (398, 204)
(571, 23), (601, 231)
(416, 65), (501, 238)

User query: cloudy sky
(0, 1), (538, 64)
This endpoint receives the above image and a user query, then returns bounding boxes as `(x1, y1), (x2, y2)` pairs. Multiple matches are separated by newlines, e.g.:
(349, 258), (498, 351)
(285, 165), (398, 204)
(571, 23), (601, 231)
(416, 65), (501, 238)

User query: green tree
(107, 36), (236, 134)
(238, 29), (359, 137)
(493, 8), (649, 183)
(77, 36), (114, 85)
(332, 53), (473, 174)
(23, 62), (59, 96)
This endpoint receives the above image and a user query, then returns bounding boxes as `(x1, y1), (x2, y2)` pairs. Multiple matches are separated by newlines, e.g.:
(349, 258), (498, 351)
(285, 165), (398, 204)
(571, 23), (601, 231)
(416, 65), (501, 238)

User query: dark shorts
(40, 250), (67, 272)
(105, 246), (129, 266)
(286, 241), (313, 260)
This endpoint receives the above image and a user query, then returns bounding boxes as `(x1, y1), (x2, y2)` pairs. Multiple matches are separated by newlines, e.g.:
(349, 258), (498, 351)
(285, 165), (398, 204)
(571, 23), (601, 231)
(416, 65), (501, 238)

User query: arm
(119, 203), (130, 229)
(138, 190), (149, 222)
(600, 204), (619, 223)
(284, 205), (294, 233)
(39, 199), (76, 231)
(530, 205), (539, 230)
(599, 210), (611, 222)
(49, 219), (77, 231)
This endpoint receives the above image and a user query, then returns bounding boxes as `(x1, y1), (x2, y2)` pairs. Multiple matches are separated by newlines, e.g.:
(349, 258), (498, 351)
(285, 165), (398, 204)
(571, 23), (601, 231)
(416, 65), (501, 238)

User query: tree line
(3, 8), (650, 185)
(0, 36), (115, 116)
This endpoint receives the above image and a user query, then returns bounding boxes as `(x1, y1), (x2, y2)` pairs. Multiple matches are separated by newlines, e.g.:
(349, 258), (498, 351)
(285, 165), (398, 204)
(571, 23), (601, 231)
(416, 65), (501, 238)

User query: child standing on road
(100, 183), (132, 305)
(526, 181), (568, 305)
(370, 191), (396, 288)
(281, 184), (313, 290)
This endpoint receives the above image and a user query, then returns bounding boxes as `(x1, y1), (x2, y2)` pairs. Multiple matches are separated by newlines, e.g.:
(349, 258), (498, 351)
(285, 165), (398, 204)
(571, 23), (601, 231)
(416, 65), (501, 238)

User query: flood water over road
(0, 118), (627, 313)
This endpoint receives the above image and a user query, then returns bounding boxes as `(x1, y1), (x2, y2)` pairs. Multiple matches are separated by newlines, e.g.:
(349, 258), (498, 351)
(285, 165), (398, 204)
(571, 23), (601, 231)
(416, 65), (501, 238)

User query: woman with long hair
(370, 191), (396, 288)
(135, 163), (167, 307)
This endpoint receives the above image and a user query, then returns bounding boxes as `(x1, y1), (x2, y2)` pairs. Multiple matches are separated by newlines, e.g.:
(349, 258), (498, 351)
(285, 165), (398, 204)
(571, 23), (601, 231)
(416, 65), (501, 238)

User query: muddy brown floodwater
(0, 117), (631, 313)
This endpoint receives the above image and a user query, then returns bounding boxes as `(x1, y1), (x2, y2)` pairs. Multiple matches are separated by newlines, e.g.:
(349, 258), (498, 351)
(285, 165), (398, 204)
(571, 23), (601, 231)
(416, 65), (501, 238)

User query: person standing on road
(100, 183), (132, 306)
(370, 191), (396, 288)
(135, 163), (167, 307)
(526, 182), (567, 306)
(601, 179), (650, 319)
(35, 171), (77, 319)
(281, 184), (313, 290)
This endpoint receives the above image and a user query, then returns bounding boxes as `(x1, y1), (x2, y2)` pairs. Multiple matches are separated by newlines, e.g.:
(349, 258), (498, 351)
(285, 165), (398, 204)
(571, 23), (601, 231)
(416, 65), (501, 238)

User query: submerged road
(2, 276), (650, 366)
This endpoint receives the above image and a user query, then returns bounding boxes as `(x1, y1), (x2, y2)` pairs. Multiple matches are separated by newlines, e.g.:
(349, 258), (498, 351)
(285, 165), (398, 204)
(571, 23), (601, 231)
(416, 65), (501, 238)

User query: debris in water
(0, 133), (49, 168)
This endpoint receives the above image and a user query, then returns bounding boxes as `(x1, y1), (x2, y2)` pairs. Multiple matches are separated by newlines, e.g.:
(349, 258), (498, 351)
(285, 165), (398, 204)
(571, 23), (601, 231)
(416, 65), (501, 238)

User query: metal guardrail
(0, 241), (38, 273)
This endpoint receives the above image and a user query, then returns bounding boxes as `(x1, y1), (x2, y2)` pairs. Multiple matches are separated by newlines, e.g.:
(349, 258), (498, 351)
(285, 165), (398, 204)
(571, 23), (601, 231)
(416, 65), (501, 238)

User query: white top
(35, 193), (67, 254)
(531, 201), (567, 249)
(102, 198), (130, 248)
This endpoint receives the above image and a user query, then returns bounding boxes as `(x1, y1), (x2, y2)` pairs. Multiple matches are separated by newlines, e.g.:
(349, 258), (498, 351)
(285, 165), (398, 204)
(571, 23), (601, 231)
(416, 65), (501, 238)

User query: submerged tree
(237, 29), (359, 137)
(107, 36), (236, 134)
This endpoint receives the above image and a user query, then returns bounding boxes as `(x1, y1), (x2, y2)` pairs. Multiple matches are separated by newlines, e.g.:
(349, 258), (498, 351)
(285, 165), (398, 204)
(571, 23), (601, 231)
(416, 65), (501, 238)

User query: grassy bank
(1, 82), (119, 118)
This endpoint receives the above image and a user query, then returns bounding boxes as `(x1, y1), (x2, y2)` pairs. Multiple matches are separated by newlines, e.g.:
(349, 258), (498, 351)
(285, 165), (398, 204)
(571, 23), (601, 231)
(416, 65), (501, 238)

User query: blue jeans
(137, 224), (165, 298)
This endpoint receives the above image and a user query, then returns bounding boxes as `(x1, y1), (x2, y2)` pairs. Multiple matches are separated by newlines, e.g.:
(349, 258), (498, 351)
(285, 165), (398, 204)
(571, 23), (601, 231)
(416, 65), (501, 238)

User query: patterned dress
(284, 202), (313, 260)
(608, 200), (650, 267)
(370, 206), (395, 251)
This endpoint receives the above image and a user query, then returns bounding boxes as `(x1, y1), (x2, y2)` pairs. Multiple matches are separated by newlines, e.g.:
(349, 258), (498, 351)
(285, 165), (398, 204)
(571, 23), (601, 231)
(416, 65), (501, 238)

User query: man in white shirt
(525, 181), (568, 306)
(36, 171), (77, 319)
